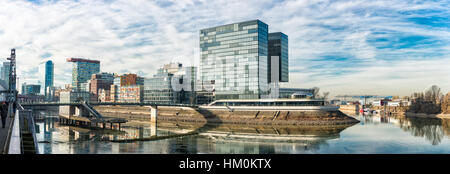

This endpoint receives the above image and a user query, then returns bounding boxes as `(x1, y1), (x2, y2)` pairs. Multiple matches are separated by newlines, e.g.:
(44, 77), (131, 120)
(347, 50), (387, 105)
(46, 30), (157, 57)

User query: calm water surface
(35, 113), (450, 154)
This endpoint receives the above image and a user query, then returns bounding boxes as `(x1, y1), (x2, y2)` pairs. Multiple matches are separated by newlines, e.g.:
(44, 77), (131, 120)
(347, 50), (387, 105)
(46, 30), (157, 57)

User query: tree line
(408, 85), (450, 114)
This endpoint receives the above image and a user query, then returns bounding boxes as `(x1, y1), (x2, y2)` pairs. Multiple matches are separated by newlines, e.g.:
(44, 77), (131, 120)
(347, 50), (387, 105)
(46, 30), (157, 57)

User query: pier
(58, 115), (126, 130)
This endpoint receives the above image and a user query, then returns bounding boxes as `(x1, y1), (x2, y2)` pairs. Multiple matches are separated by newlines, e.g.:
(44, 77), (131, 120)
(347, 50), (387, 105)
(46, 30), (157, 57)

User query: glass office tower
(67, 58), (100, 92)
(38, 60), (54, 96)
(1, 62), (11, 89)
(200, 20), (269, 99)
(268, 32), (288, 83)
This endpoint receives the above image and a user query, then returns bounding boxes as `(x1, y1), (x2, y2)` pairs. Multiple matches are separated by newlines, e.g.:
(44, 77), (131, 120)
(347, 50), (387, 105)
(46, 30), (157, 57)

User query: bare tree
(323, 92), (330, 101)
(312, 87), (320, 99)
(424, 85), (442, 104)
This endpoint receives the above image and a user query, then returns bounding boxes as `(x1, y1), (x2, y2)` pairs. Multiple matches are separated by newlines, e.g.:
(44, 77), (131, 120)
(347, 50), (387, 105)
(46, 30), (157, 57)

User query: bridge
(0, 48), (201, 154)
(20, 101), (198, 107)
(21, 101), (198, 125)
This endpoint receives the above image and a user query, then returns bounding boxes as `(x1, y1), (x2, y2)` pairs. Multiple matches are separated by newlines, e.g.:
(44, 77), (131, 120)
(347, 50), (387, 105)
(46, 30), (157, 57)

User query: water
(35, 113), (450, 154)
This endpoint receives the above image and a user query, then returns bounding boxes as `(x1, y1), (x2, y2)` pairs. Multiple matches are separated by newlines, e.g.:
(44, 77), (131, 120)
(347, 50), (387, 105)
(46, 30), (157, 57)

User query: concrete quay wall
(94, 105), (359, 125)
(339, 105), (360, 112)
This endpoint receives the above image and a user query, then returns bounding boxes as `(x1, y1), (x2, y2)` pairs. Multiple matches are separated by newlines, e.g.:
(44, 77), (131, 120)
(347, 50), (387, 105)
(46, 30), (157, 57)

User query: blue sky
(0, 0), (449, 97)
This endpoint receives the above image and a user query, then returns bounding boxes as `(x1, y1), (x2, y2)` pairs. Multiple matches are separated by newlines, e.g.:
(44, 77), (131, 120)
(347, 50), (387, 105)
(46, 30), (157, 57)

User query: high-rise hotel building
(67, 58), (100, 92)
(199, 20), (288, 100)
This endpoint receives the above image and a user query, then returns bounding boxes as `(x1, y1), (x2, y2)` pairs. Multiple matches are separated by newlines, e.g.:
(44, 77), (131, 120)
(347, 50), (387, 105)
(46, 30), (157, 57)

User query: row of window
(202, 52), (261, 60)
(204, 40), (258, 51)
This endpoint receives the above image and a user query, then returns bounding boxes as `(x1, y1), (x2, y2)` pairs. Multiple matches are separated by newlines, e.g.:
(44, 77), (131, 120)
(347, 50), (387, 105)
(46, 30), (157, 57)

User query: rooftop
(66, 58), (100, 64)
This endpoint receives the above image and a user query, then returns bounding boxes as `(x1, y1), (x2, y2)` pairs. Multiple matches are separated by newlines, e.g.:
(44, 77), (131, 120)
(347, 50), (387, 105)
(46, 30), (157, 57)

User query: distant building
(46, 86), (58, 101)
(110, 84), (119, 102)
(110, 73), (144, 102)
(55, 85), (72, 102)
(195, 80), (215, 105)
(99, 88), (111, 102)
(387, 101), (400, 106)
(89, 72), (114, 101)
(119, 73), (144, 86)
(59, 91), (91, 103)
(119, 85), (143, 103)
(38, 60), (54, 97)
(1, 62), (11, 89)
(67, 58), (100, 92)
(372, 100), (382, 106)
(279, 88), (314, 99)
(21, 83), (41, 95)
(143, 63), (197, 104)
(80, 81), (90, 92)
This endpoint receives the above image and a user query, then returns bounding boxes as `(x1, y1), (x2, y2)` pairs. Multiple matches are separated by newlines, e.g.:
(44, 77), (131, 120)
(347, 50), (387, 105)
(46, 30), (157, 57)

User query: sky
(0, 0), (449, 98)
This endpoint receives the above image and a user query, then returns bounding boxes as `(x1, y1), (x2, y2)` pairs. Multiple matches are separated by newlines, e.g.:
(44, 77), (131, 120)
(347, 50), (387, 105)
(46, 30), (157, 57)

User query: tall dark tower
(268, 32), (288, 83)
(10, 48), (16, 91)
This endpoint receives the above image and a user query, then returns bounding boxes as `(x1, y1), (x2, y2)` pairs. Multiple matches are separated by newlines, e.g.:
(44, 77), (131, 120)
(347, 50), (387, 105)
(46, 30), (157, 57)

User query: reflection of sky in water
(35, 113), (450, 154)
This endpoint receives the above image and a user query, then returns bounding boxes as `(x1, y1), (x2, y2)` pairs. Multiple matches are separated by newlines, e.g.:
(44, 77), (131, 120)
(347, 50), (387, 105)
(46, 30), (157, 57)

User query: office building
(268, 32), (288, 83)
(46, 86), (57, 101)
(199, 20), (270, 100)
(119, 85), (143, 103)
(119, 73), (144, 86)
(80, 81), (91, 92)
(110, 73), (144, 102)
(21, 83), (41, 95)
(110, 84), (119, 102)
(59, 91), (91, 103)
(38, 60), (54, 96)
(143, 63), (197, 104)
(89, 72), (114, 101)
(99, 88), (110, 102)
(1, 62), (11, 89)
(67, 58), (100, 92)
(195, 80), (215, 105)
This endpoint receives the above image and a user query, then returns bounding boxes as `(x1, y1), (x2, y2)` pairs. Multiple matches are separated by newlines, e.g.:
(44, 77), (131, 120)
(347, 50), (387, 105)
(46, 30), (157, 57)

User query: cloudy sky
(0, 0), (449, 97)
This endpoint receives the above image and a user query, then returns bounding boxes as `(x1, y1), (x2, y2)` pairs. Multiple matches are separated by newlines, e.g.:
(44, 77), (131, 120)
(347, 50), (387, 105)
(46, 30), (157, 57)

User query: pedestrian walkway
(0, 115), (12, 154)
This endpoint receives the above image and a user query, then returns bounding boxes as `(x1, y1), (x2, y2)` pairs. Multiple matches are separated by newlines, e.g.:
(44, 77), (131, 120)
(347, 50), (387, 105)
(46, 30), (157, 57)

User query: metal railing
(7, 104), (39, 154)
(19, 109), (39, 154)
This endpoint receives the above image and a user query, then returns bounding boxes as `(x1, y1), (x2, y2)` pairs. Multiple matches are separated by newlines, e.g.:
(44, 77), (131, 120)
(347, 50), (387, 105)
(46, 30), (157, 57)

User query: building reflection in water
(35, 113), (352, 154)
(354, 113), (450, 145)
(34, 110), (450, 154)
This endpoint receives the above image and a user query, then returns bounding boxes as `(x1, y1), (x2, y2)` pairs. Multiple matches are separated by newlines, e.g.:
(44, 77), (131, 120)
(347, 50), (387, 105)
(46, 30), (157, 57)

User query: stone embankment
(94, 105), (359, 126)
(338, 105), (359, 112)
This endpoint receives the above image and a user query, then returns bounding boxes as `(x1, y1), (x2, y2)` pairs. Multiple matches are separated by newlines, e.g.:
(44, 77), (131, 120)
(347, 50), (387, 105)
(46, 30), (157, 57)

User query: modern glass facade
(143, 75), (174, 104)
(200, 20), (269, 100)
(38, 60), (54, 96)
(1, 62), (11, 89)
(21, 83), (41, 95)
(268, 32), (288, 82)
(67, 58), (100, 92)
(45, 61), (54, 90)
(143, 63), (196, 104)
